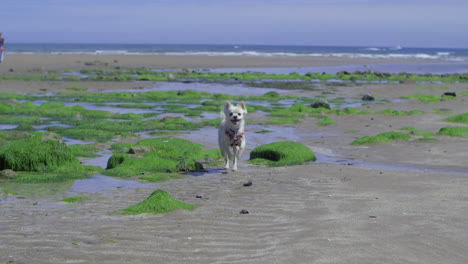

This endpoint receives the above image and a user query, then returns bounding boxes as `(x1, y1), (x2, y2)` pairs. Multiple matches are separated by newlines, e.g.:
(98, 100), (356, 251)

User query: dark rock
(362, 94), (375, 101)
(337, 71), (350, 76)
(243, 181), (253, 187)
(239, 209), (250, 214)
(443, 92), (456, 97)
(310, 99), (331, 109)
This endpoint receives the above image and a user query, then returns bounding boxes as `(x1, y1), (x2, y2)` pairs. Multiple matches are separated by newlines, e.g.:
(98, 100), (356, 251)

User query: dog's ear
(239, 101), (247, 114)
(224, 101), (232, 109)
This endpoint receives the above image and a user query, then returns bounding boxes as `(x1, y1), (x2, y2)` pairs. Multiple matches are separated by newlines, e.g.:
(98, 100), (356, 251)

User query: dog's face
(224, 102), (247, 125)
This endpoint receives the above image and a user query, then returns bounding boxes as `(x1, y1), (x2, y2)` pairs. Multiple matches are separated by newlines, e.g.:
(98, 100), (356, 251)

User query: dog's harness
(225, 129), (245, 147)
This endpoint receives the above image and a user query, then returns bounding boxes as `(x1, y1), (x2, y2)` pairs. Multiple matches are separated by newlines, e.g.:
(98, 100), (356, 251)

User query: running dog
(218, 101), (247, 171)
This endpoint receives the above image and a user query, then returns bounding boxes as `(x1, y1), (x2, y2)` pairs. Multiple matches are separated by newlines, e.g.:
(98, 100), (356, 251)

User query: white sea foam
(7, 49), (466, 62)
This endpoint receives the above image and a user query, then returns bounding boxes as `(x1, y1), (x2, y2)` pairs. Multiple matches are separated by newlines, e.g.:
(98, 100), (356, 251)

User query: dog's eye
(238, 113), (242, 116)
(229, 113), (233, 116)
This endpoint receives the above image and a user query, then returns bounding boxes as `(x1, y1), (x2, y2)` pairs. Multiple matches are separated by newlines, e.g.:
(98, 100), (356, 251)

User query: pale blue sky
(2, 0), (467, 48)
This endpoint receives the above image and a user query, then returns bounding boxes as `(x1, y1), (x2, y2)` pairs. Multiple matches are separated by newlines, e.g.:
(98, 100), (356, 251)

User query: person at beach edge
(0, 33), (5, 63)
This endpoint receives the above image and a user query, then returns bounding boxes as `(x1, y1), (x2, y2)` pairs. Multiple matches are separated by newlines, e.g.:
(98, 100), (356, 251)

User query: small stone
(362, 94), (375, 101)
(243, 181), (252, 187)
(310, 99), (331, 109)
(128, 146), (151, 155)
(239, 209), (249, 214)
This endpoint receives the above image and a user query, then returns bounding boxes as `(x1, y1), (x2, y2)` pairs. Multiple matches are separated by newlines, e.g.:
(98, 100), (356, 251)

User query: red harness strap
(225, 129), (245, 146)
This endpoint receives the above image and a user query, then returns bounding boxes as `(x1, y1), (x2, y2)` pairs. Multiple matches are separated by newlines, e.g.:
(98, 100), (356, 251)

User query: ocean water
(7, 43), (468, 62)
(7, 43), (468, 74)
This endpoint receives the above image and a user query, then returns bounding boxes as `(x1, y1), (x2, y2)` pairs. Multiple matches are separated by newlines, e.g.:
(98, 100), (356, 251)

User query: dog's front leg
(232, 146), (240, 171)
(221, 148), (230, 169)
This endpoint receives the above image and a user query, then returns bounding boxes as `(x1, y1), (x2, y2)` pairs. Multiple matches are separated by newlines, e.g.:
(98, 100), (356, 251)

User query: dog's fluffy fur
(218, 101), (247, 171)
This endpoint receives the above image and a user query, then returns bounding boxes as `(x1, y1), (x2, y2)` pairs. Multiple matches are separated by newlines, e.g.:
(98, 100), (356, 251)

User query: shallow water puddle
(0, 124), (19, 130)
(68, 174), (156, 195)
(111, 81), (296, 96)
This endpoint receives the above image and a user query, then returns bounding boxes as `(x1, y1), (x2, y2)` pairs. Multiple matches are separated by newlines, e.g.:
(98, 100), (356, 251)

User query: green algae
(267, 117), (303, 125)
(403, 94), (455, 104)
(5, 67), (468, 83)
(378, 109), (424, 116)
(0, 133), (99, 183)
(105, 138), (218, 178)
(400, 127), (436, 138)
(350, 131), (411, 145)
(69, 144), (101, 158)
(62, 195), (92, 203)
(437, 127), (468, 137)
(250, 141), (316, 167)
(317, 116), (335, 126)
(443, 112), (468, 124)
(117, 189), (196, 215)
(0, 133), (78, 171)
(66, 85), (88, 92)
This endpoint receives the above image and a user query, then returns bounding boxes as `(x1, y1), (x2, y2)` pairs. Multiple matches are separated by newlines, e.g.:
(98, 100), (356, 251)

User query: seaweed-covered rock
(310, 99), (331, 109)
(262, 91), (281, 98)
(128, 146), (151, 155)
(250, 141), (316, 167)
(117, 189), (196, 215)
(0, 133), (78, 171)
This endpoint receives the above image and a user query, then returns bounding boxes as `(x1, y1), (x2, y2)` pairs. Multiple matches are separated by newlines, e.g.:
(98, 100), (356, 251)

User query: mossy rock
(117, 190), (196, 215)
(250, 141), (316, 167)
(0, 133), (78, 171)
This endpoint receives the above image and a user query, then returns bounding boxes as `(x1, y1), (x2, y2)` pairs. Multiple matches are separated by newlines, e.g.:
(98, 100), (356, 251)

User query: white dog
(218, 101), (247, 171)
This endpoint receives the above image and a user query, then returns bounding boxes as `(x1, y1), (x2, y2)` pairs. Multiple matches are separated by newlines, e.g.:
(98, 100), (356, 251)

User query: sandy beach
(1, 54), (467, 264)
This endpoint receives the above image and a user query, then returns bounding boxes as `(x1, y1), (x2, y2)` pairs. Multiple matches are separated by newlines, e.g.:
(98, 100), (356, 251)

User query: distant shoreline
(0, 54), (453, 73)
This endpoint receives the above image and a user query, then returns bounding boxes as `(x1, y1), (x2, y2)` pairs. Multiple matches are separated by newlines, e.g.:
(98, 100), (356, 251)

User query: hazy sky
(2, 0), (467, 48)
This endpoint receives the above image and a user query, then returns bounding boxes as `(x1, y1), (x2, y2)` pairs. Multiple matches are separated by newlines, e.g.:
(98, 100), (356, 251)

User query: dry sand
(0, 55), (467, 264)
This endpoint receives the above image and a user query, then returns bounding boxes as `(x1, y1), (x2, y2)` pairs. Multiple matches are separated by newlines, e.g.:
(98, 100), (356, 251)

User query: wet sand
(1, 54), (468, 264)
(1, 53), (437, 72)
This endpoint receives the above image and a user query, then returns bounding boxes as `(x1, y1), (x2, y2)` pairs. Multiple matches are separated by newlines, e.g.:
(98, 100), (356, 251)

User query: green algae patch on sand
(250, 141), (316, 167)
(437, 127), (468, 137)
(443, 112), (468, 124)
(62, 195), (92, 203)
(316, 116), (336, 126)
(105, 137), (215, 178)
(402, 94), (455, 104)
(117, 190), (196, 215)
(378, 109), (424, 116)
(0, 133), (78, 172)
(0, 133), (97, 183)
(351, 131), (411, 145)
